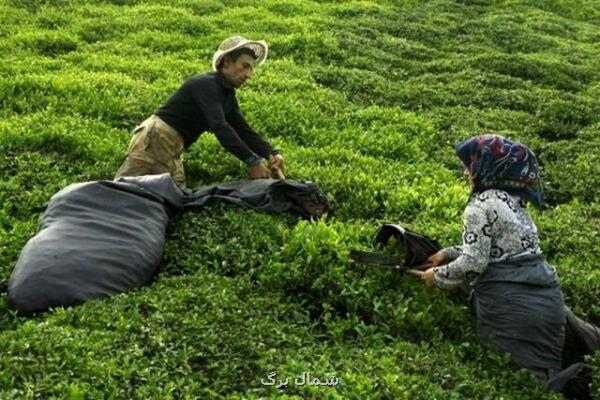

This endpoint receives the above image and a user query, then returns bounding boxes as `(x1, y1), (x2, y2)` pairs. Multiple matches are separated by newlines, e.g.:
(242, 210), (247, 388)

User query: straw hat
(211, 36), (268, 71)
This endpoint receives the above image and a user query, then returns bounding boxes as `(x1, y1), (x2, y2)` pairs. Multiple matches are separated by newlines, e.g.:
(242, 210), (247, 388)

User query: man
(115, 36), (284, 188)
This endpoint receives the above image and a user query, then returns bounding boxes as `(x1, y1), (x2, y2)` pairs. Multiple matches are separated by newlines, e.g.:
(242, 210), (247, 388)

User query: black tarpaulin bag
(8, 174), (184, 315)
(7, 174), (328, 314)
(350, 223), (442, 270)
(183, 179), (328, 219)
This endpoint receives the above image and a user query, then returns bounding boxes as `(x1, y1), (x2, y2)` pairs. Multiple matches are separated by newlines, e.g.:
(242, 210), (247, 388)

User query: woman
(410, 135), (598, 392)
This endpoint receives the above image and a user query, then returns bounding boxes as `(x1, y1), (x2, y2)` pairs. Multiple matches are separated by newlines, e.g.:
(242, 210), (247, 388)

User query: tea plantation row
(0, 0), (598, 398)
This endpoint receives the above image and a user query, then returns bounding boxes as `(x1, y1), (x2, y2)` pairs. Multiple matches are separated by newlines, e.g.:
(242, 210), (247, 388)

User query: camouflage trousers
(114, 115), (186, 188)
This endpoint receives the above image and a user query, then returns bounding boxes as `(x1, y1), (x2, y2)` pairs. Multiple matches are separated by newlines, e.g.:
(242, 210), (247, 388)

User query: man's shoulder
(183, 72), (219, 87)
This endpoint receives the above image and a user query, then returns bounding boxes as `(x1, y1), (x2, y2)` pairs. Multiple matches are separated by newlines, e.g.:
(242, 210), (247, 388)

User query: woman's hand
(415, 250), (447, 271)
(408, 268), (436, 287)
(409, 251), (447, 287)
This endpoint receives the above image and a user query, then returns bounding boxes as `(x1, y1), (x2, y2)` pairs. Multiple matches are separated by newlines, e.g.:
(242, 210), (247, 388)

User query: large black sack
(8, 174), (328, 314)
(8, 174), (184, 315)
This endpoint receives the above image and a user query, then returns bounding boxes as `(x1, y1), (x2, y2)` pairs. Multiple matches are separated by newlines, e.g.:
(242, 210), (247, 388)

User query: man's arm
(190, 79), (262, 166)
(227, 98), (279, 159)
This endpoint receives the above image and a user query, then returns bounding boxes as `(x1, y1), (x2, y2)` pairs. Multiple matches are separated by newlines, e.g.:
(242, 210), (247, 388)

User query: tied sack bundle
(8, 174), (183, 315)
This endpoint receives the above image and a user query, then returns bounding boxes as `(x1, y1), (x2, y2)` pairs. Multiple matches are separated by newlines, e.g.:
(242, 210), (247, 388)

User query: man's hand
(268, 154), (284, 173)
(248, 163), (271, 179)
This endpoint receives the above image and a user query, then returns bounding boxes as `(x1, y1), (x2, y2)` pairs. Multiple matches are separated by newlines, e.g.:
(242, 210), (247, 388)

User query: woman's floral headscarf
(455, 135), (543, 208)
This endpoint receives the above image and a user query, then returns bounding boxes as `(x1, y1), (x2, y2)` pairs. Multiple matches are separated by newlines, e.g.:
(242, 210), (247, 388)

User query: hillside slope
(0, 0), (599, 398)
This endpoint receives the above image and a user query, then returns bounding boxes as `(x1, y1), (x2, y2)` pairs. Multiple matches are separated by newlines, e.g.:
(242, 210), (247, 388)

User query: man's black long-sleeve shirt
(155, 71), (276, 164)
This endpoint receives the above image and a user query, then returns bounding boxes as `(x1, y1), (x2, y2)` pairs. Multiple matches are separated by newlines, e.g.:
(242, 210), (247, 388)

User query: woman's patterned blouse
(433, 189), (543, 289)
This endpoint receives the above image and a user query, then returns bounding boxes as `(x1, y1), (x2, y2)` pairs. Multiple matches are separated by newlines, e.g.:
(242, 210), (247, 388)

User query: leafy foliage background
(0, 0), (599, 398)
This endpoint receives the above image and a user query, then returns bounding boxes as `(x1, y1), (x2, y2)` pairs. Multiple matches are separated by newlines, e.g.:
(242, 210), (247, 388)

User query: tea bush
(0, 0), (598, 398)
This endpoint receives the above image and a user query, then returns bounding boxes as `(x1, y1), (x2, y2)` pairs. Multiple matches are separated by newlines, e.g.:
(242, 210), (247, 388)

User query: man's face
(221, 53), (257, 88)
